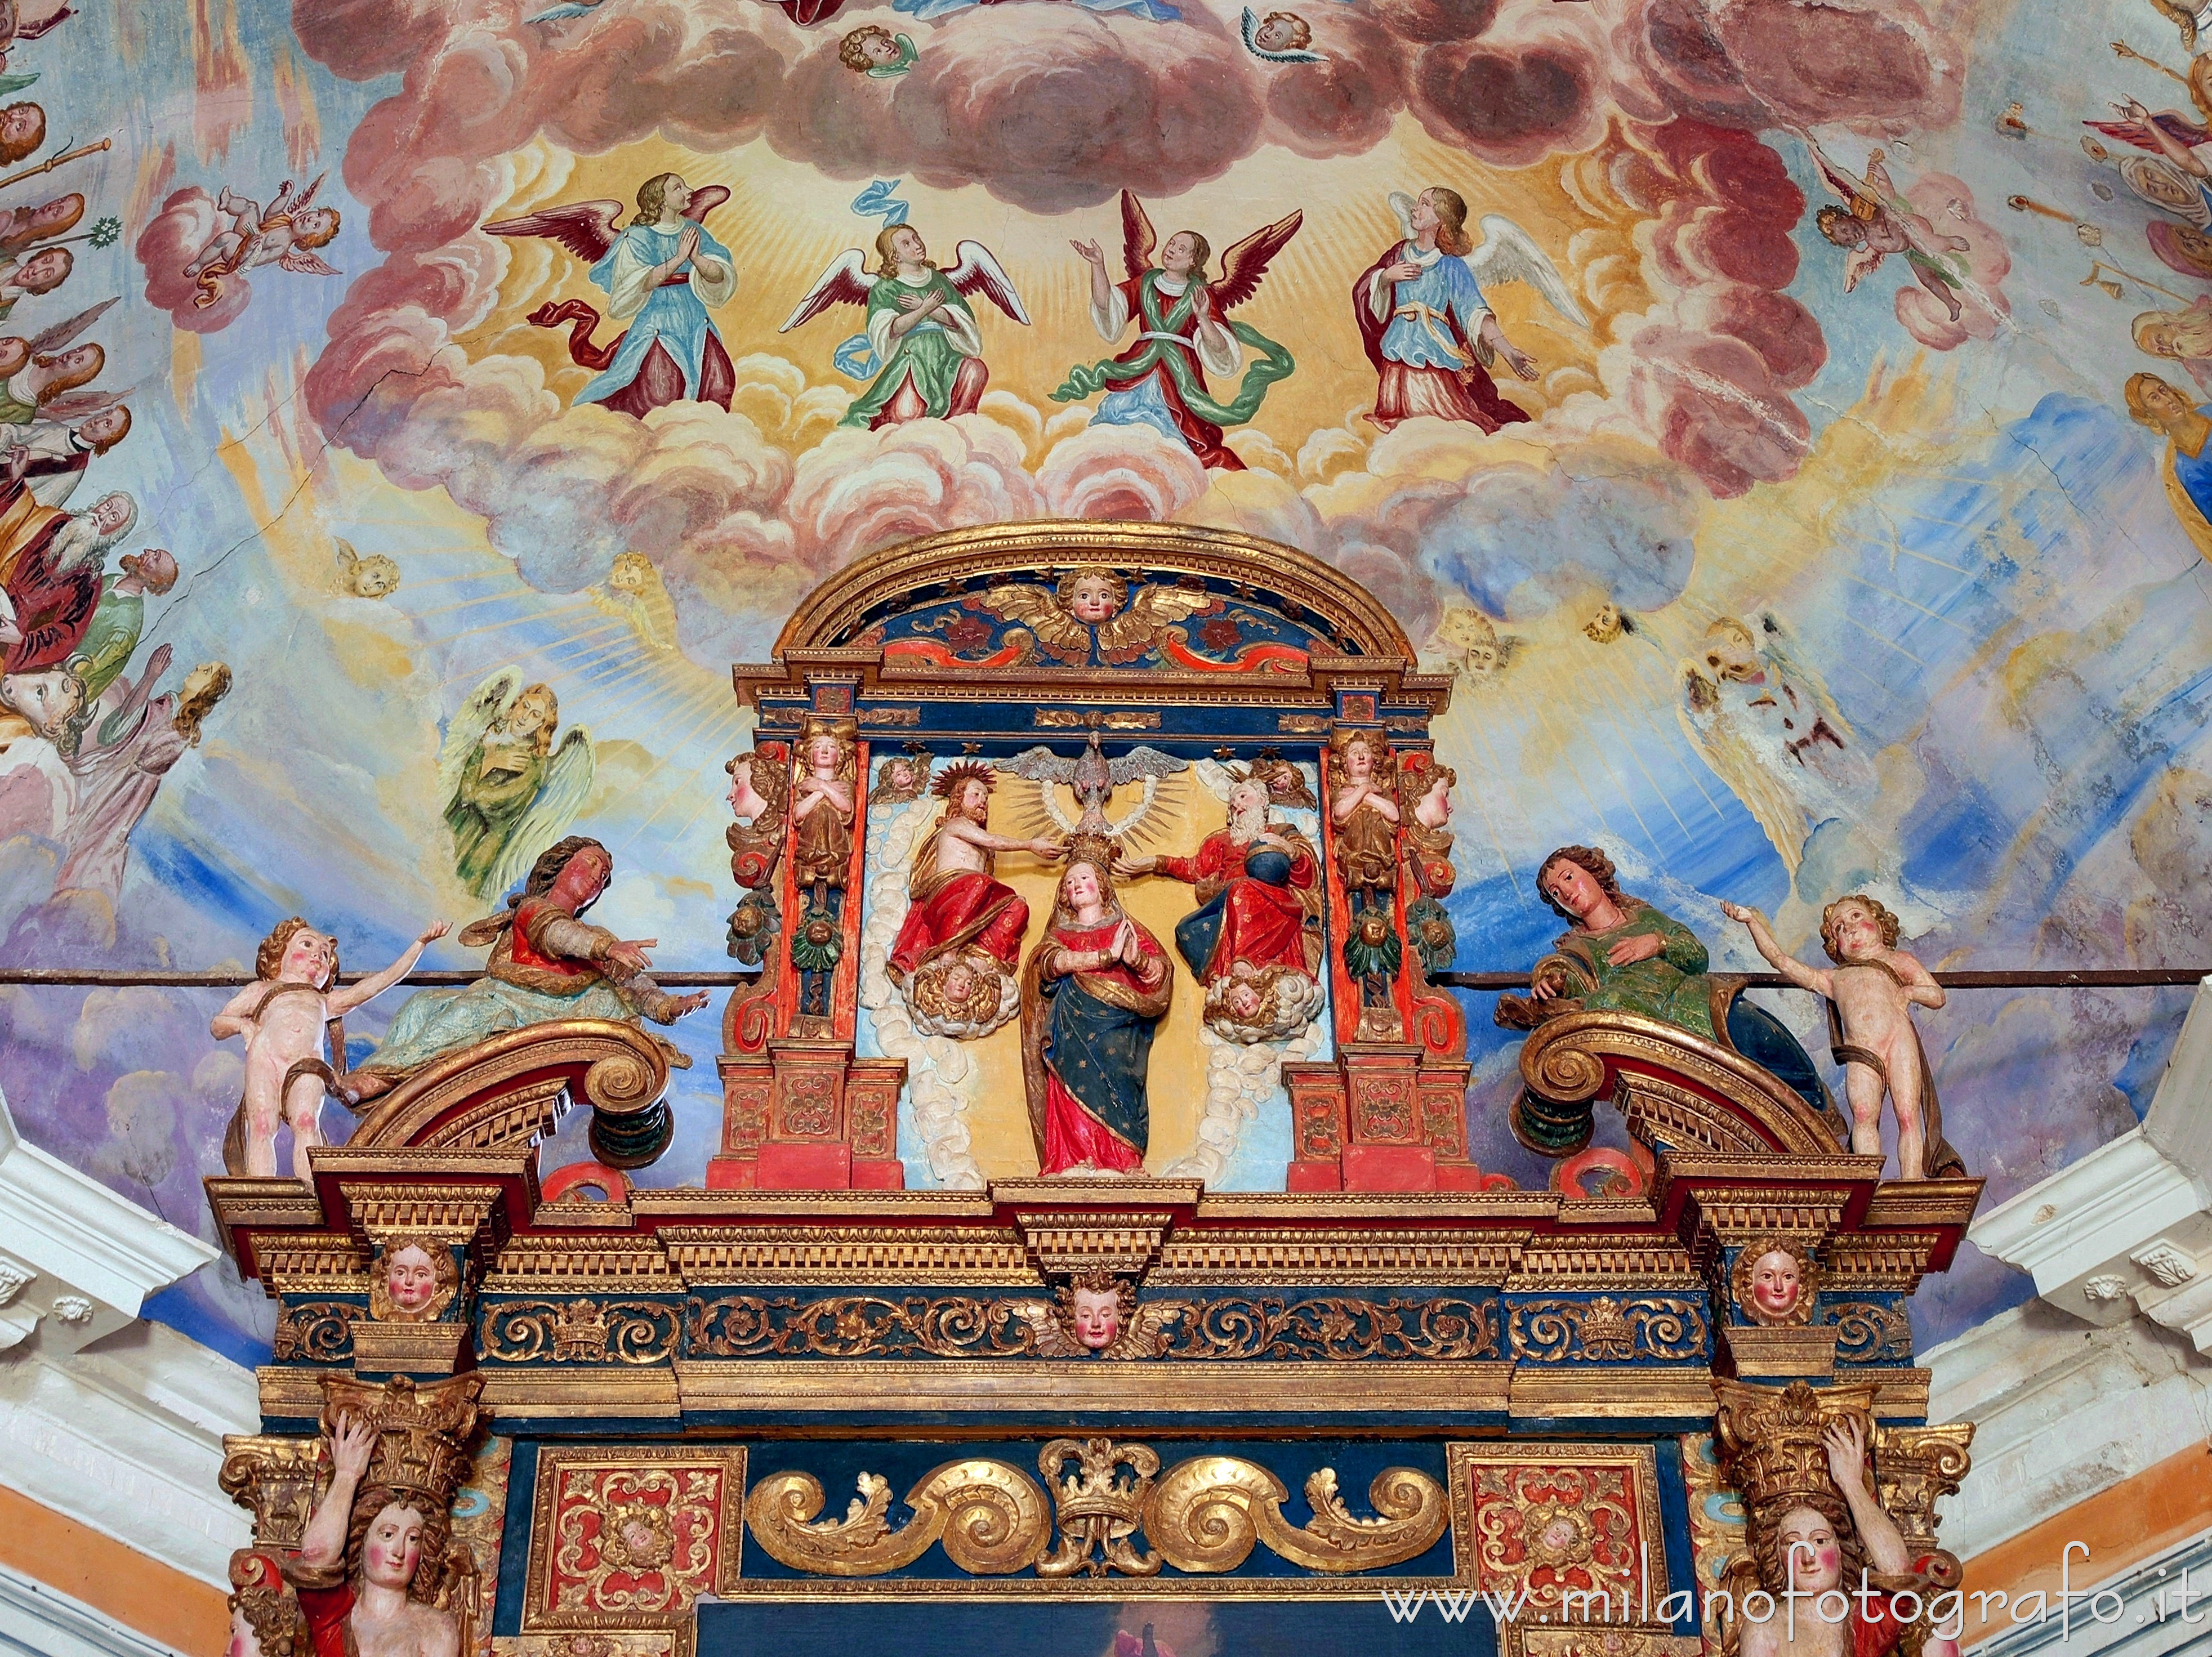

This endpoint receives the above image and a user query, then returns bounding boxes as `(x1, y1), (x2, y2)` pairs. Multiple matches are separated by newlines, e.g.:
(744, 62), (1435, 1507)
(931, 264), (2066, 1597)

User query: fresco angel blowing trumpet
(486, 173), (736, 417)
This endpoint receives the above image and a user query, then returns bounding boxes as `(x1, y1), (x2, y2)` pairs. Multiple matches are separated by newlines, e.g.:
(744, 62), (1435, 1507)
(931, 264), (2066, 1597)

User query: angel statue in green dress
(1495, 843), (1833, 1120)
(439, 669), (595, 901)
(780, 222), (1028, 430)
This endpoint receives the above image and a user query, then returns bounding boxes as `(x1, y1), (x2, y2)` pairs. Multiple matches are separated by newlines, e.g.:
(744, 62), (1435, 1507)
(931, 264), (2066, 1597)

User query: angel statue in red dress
(779, 222), (1027, 429)
(486, 173), (736, 418)
(1355, 185), (1586, 432)
(1055, 190), (1302, 470)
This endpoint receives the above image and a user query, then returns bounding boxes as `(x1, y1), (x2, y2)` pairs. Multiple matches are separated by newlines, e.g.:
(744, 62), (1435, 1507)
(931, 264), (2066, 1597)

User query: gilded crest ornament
(1037, 1437), (1163, 1578)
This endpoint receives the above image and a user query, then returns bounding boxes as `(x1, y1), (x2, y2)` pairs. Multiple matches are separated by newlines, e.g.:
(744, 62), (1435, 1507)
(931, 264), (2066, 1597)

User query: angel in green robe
(439, 669), (596, 900)
(780, 224), (1028, 430)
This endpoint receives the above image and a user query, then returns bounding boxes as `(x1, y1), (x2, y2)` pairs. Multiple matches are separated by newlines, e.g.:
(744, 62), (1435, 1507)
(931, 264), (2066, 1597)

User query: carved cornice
(336, 1181), (506, 1241)
(657, 1227), (1035, 1284)
(1152, 1231), (1529, 1284)
(744, 519), (1427, 696)
(485, 1236), (680, 1292)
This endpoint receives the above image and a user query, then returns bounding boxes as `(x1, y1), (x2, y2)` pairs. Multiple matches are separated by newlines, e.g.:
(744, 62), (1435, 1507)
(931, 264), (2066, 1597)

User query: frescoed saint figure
(1354, 186), (1582, 433)
(1058, 190), (1301, 470)
(781, 224), (1027, 430)
(486, 174), (737, 418)
(1022, 855), (1171, 1178)
(2126, 369), (2212, 561)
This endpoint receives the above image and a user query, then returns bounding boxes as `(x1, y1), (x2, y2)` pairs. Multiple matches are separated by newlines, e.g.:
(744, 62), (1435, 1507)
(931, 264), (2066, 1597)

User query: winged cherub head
(840, 24), (900, 70)
(1055, 566), (1127, 624)
(1255, 11), (1310, 52)
(292, 207), (341, 250)
(1056, 1271), (1139, 1352)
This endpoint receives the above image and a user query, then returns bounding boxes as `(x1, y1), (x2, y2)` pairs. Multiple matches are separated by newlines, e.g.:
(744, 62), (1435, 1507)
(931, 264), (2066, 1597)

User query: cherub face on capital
(362, 1500), (427, 1592)
(383, 1244), (441, 1317)
(1748, 1249), (1803, 1321)
(1070, 1287), (1121, 1350)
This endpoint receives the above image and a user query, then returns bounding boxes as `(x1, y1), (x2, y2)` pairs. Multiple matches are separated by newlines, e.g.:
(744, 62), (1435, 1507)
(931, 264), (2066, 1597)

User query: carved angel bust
(1016, 1272), (1180, 1359)
(982, 566), (1215, 667)
(1732, 1237), (1820, 1328)
(369, 1240), (460, 1324)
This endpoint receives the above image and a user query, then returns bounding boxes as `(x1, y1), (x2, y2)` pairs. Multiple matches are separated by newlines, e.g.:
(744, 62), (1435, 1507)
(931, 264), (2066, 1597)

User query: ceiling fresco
(0, 0), (2206, 1363)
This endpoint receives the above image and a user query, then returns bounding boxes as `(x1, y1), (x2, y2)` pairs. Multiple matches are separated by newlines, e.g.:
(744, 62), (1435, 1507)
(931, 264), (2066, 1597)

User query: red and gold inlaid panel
(1447, 1445), (1670, 1615)
(523, 1446), (747, 1632)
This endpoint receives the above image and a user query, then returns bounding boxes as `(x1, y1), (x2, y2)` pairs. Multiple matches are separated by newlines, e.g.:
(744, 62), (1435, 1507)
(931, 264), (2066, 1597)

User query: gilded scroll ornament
(220, 1433), (329, 1549)
(1872, 1423), (1974, 1555)
(1509, 1296), (1708, 1363)
(1146, 1458), (1448, 1574)
(1037, 1437), (1163, 1578)
(1831, 1300), (1914, 1365)
(483, 1299), (681, 1364)
(271, 1301), (360, 1364)
(743, 1460), (1050, 1576)
(685, 1290), (1501, 1361)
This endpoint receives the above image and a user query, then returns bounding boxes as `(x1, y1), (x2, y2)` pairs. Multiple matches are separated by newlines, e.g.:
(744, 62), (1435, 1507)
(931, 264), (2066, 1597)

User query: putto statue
(1725, 895), (1964, 1181)
(212, 915), (447, 1180)
(347, 836), (709, 1100)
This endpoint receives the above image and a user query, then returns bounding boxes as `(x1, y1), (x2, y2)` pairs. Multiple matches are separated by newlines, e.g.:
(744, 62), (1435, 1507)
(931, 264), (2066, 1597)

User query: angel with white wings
(180, 176), (341, 313)
(1057, 191), (1302, 471)
(781, 222), (1026, 430)
(439, 671), (596, 901)
(1676, 615), (1874, 875)
(1356, 185), (1587, 433)
(487, 173), (735, 418)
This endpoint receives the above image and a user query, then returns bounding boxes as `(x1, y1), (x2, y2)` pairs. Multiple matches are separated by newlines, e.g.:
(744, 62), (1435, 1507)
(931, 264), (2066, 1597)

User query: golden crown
(1711, 1378), (1876, 1513)
(319, 1373), (484, 1512)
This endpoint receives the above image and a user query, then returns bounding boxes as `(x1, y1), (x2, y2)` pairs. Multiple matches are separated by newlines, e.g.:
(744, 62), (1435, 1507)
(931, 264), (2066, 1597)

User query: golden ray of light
(1842, 611), (1928, 669)
(402, 588), (566, 623)
(431, 614), (619, 681)
(611, 714), (751, 852)
(1594, 655), (1725, 820)
(1841, 573), (1974, 634)
(1860, 529), (1975, 578)
(376, 570), (516, 594)
(1500, 681), (1620, 847)
(1446, 711), (1527, 902)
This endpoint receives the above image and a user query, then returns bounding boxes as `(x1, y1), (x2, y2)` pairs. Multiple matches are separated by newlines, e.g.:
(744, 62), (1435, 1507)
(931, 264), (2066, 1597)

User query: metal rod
(0, 967), (2196, 990)
(0, 969), (766, 988)
(1431, 968), (2209, 991)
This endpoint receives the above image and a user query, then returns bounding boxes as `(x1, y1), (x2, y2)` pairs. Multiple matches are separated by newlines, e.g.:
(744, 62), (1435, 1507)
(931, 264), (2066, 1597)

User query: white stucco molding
(0, 1087), (219, 1356)
(0, 1087), (259, 1586)
(1970, 979), (2212, 1347)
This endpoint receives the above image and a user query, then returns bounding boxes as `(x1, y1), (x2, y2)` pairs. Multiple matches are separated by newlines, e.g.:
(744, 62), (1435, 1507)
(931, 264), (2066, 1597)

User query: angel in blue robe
(486, 174), (737, 418)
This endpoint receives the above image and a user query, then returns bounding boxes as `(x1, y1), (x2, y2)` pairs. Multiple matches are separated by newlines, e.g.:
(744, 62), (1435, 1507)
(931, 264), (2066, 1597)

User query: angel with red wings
(487, 172), (736, 418)
(179, 176), (341, 312)
(1054, 191), (1301, 470)
(781, 222), (1027, 430)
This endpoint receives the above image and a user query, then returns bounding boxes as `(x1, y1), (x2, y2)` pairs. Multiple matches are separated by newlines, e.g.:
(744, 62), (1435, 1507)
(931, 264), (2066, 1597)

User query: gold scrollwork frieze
(271, 1299), (362, 1364)
(744, 1461), (1051, 1576)
(481, 1299), (681, 1365)
(742, 1442), (1448, 1581)
(1508, 1297), (1709, 1363)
